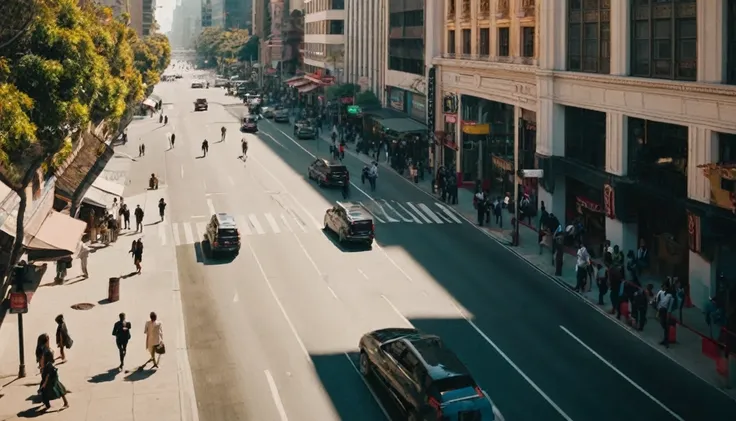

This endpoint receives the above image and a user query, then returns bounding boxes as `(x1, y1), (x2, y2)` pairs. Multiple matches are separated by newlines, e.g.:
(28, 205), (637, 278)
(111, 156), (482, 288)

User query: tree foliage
(132, 32), (172, 88)
(195, 27), (251, 68)
(355, 90), (381, 108)
(238, 35), (259, 62)
(326, 83), (360, 100)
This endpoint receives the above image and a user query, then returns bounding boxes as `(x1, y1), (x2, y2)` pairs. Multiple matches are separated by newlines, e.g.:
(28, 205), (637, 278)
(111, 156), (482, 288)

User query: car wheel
(359, 351), (371, 377)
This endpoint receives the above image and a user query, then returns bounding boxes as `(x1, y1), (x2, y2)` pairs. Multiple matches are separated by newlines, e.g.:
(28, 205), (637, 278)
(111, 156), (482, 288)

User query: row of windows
(447, 27), (534, 58)
(305, 20), (344, 35)
(305, 0), (344, 14)
(388, 57), (424, 75)
(389, 10), (424, 28)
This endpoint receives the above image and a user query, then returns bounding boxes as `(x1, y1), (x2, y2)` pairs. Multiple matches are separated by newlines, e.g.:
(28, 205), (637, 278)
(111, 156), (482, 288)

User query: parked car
(262, 107), (275, 119)
(203, 213), (241, 257)
(194, 98), (208, 111)
(191, 80), (205, 88)
(323, 202), (374, 246)
(273, 109), (290, 123)
(358, 328), (499, 421)
(294, 120), (317, 139)
(307, 158), (348, 187)
(241, 116), (258, 133)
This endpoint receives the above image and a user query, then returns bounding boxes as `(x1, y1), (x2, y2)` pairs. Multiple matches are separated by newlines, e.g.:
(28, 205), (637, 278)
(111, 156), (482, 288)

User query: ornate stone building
(433, 0), (736, 306)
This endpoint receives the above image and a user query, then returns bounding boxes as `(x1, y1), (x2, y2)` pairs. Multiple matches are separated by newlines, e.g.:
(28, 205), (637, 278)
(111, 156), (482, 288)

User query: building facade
(303, 0), (345, 77)
(384, 0), (443, 125)
(141, 0), (156, 35)
(345, 0), (386, 102)
(201, 0), (213, 28)
(128, 0), (144, 35)
(434, 0), (736, 308)
(210, 0), (252, 30)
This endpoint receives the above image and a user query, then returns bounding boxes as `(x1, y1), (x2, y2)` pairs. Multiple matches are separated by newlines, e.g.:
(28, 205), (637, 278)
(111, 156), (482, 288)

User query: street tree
(327, 83), (360, 100)
(195, 27), (250, 69)
(0, 0), (157, 290)
(355, 90), (381, 108)
(238, 35), (259, 62)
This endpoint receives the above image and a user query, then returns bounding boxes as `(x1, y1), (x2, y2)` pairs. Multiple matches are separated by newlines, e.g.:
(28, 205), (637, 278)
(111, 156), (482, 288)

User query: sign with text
(9, 292), (28, 314)
(427, 67), (436, 136)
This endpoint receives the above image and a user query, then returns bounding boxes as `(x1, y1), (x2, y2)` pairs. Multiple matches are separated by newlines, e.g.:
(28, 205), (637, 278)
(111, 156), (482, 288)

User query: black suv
(203, 213), (241, 257)
(358, 328), (498, 421)
(323, 202), (374, 246)
(308, 158), (348, 187)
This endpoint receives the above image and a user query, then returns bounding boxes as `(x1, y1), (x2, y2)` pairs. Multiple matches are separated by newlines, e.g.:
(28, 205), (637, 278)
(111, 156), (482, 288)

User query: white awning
(82, 176), (124, 210)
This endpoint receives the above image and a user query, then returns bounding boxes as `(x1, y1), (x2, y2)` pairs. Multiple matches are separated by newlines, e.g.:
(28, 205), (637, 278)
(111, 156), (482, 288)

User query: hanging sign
(603, 184), (616, 219)
(427, 67), (436, 134)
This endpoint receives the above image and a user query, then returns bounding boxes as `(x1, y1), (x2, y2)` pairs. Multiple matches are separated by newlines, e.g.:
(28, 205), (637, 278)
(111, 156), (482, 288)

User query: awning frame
(298, 83), (321, 94)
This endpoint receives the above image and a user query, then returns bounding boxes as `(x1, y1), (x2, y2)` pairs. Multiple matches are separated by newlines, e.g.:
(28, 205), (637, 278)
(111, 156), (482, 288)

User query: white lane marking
(397, 202), (423, 223)
(249, 214), (265, 235)
(559, 325), (684, 421)
(450, 302), (574, 421)
(406, 202), (431, 223)
(357, 269), (369, 279)
(249, 156), (322, 229)
(280, 214), (293, 233)
(191, 215), (208, 219)
(233, 292), (239, 303)
(264, 370), (289, 421)
(381, 199), (412, 222)
(265, 213), (281, 234)
(261, 132), (286, 148)
(196, 222), (207, 240)
(380, 295), (412, 327)
(358, 201), (386, 223)
(246, 241), (310, 359)
(435, 203), (463, 223)
(327, 286), (339, 299)
(238, 215), (252, 235)
(418, 203), (444, 224)
(228, 176), (235, 186)
(183, 223), (194, 244)
(343, 353), (392, 421)
(159, 224), (167, 246)
(180, 165), (184, 179)
(172, 223), (181, 245)
(206, 198), (216, 215)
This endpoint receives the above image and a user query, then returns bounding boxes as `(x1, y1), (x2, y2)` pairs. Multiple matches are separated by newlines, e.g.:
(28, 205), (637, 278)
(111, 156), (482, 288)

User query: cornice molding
(433, 57), (539, 76)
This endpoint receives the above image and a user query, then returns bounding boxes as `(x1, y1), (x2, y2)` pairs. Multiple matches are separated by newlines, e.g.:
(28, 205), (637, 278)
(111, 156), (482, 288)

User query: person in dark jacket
(55, 315), (72, 362)
(112, 313), (132, 370)
(40, 346), (69, 410)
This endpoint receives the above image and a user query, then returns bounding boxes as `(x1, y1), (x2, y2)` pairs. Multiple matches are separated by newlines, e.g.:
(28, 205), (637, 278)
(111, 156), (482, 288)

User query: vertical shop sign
(687, 210), (701, 253)
(427, 67), (436, 137)
(603, 184), (616, 219)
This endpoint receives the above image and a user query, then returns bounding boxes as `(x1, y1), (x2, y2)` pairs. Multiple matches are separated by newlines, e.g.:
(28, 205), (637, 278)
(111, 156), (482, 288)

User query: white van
(214, 78), (228, 87)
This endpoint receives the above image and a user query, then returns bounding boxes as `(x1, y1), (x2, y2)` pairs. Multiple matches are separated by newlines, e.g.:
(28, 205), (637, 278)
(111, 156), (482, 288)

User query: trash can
(108, 277), (120, 302)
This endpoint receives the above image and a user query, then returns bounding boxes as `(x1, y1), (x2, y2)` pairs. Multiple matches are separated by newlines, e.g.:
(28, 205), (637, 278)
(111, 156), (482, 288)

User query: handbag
(65, 336), (73, 349)
(155, 343), (166, 355)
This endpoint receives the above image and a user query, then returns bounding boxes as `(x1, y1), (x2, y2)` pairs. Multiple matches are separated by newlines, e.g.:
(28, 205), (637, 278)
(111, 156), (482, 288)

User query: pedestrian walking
(78, 241), (90, 278)
(341, 173), (350, 199)
(170, 132), (176, 148)
(55, 314), (72, 362)
(656, 285), (674, 347)
(130, 239), (143, 274)
(574, 243), (590, 292)
(35, 333), (51, 373)
(39, 345), (69, 411)
(112, 313), (132, 371)
(473, 190), (486, 226)
(122, 204), (131, 230)
(164, 115), (168, 125)
(158, 198), (166, 222)
(159, 114), (163, 124)
(142, 312), (164, 369)
(134, 205), (144, 231)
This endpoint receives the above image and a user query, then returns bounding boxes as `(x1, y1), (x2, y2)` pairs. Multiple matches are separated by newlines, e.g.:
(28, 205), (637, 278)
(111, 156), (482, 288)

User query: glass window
(498, 27), (510, 56)
(630, 0), (697, 81)
(720, 133), (736, 164)
(479, 28), (490, 55)
(628, 118), (689, 197)
(522, 27), (535, 57)
(462, 29), (471, 54)
(728, 0), (736, 84)
(567, 0), (610, 74)
(564, 106), (606, 170)
(448, 30), (456, 54)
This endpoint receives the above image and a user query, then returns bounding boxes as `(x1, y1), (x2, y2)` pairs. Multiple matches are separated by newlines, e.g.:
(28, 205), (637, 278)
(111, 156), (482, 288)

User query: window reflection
(628, 118), (688, 197)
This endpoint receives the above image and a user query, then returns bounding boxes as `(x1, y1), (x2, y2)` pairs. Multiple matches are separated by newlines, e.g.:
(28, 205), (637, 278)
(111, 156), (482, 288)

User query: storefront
(387, 86), (427, 124)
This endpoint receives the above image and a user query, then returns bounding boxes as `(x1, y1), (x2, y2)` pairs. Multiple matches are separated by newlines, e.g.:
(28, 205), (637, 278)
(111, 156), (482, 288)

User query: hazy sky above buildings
(156, 0), (176, 33)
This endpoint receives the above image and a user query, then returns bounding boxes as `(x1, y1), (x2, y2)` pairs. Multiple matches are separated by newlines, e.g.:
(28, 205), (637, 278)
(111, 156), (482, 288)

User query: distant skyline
(155, 0), (176, 33)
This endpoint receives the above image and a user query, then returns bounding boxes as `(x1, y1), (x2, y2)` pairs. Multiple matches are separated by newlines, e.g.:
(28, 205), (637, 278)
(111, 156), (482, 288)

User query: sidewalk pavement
(0, 186), (198, 420)
(313, 129), (736, 395)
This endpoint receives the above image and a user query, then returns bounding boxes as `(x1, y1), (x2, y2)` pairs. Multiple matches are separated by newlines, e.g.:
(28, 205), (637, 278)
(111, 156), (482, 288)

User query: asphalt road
(129, 67), (736, 421)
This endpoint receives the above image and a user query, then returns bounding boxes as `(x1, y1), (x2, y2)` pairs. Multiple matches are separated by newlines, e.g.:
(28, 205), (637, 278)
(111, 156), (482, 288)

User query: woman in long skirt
(40, 349), (69, 410)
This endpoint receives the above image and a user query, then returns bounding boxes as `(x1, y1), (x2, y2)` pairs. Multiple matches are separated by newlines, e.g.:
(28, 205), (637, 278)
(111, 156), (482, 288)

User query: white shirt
(144, 320), (164, 349)
(657, 292), (673, 311)
(576, 246), (590, 268)
(78, 242), (90, 260)
(503, 195), (510, 205)
(369, 165), (378, 177)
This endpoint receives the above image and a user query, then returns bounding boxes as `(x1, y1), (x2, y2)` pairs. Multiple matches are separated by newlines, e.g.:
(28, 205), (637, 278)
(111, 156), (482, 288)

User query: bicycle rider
(201, 139), (209, 156)
(221, 126), (226, 142)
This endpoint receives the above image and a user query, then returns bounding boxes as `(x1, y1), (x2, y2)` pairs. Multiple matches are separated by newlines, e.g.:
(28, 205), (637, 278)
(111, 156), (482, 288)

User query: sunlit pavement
(137, 73), (736, 421)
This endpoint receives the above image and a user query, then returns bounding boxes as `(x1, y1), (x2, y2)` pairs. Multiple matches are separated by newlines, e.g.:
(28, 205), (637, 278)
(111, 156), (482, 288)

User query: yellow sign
(462, 123), (490, 135)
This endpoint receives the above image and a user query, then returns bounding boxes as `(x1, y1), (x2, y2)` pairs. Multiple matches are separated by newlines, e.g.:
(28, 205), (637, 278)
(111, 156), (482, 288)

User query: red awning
(298, 83), (321, 94)
(284, 75), (303, 84)
(286, 77), (306, 87)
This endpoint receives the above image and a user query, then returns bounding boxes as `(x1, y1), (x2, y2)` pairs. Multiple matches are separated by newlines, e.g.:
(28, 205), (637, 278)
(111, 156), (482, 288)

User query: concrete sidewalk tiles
(0, 189), (196, 420)
(307, 128), (736, 395)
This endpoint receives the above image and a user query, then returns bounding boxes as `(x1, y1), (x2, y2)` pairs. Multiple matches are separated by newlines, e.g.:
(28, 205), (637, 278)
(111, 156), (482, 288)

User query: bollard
(108, 277), (120, 302)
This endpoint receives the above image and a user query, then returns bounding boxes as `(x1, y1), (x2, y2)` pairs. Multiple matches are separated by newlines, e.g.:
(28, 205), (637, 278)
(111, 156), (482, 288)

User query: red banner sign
(576, 196), (602, 214)
(687, 210), (701, 253)
(9, 292), (28, 314)
(603, 184), (615, 219)
(444, 114), (457, 123)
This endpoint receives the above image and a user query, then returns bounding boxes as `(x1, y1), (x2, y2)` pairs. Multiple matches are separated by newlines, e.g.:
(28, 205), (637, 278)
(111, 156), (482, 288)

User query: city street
(143, 73), (736, 421)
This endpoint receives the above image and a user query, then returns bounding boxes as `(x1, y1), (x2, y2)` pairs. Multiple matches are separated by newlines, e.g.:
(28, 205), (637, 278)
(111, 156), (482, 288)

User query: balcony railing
(441, 52), (537, 65)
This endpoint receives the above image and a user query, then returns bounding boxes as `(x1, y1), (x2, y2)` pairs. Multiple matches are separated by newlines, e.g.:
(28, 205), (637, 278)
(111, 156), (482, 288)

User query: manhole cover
(71, 303), (95, 310)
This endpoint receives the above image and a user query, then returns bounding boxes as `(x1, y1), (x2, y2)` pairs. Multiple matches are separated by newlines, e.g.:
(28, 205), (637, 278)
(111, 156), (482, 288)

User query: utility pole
(512, 106), (521, 246)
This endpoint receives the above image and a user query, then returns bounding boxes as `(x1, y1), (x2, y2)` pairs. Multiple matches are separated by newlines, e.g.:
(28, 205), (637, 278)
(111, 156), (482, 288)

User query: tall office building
(303, 0), (345, 77)
(128, 0), (144, 35)
(210, 0), (253, 30)
(345, 0), (385, 102)
(201, 0), (213, 28)
(141, 0), (156, 35)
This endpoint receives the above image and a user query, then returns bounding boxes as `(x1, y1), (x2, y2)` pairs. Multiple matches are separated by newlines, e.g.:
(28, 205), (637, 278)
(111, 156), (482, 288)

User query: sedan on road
(241, 116), (258, 133)
(191, 80), (205, 88)
(294, 120), (317, 139)
(359, 328), (499, 421)
(307, 158), (348, 187)
(273, 109), (289, 123)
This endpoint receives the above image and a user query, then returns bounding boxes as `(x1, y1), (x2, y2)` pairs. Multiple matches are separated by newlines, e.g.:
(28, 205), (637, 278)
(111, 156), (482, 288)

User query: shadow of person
(124, 368), (156, 382)
(88, 368), (120, 384)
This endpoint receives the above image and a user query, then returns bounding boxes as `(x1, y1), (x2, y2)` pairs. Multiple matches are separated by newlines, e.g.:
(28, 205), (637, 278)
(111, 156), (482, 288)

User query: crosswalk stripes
(164, 201), (470, 246)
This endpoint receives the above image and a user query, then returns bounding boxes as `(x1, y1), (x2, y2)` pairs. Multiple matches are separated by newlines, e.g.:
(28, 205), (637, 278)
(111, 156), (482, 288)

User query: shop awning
(284, 75), (303, 84)
(286, 77), (306, 87)
(298, 83), (321, 94)
(82, 176), (124, 210)
(378, 118), (428, 133)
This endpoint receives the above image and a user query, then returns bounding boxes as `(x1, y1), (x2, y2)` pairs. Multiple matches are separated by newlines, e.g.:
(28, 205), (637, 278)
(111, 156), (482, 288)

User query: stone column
(697, 0), (727, 83)
(609, 0), (630, 76)
(603, 112), (637, 253)
(537, 0), (566, 71)
(455, 93), (463, 177)
(536, 72), (566, 220)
